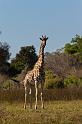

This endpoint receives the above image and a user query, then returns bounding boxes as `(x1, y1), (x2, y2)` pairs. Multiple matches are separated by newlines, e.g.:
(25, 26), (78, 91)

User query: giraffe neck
(38, 44), (44, 66)
(34, 43), (44, 69)
(39, 44), (44, 57)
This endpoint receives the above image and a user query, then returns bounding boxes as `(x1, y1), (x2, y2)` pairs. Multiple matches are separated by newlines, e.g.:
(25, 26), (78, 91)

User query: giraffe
(21, 35), (48, 109)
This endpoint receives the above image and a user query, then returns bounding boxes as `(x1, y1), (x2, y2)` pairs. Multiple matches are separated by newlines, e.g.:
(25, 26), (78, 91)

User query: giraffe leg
(35, 80), (38, 110)
(41, 83), (44, 109)
(29, 86), (32, 109)
(24, 86), (27, 109)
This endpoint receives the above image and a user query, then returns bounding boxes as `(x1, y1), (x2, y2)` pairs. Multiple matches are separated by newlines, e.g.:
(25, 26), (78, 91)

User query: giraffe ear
(46, 37), (48, 40)
(40, 38), (42, 40)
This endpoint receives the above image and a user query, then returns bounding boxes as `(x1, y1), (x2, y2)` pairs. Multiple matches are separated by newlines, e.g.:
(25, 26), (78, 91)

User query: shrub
(44, 79), (56, 89)
(44, 70), (55, 89)
(1, 80), (17, 89)
(44, 74), (64, 89)
(64, 75), (80, 87)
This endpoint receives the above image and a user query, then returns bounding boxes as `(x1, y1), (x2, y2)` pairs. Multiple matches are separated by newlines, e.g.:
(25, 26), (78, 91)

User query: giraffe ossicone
(22, 35), (48, 109)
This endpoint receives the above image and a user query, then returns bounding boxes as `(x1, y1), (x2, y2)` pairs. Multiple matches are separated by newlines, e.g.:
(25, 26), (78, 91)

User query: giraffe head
(40, 35), (48, 48)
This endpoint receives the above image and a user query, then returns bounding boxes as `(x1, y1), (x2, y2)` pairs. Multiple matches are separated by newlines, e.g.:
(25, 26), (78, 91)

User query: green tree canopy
(0, 42), (11, 64)
(11, 45), (38, 73)
(0, 42), (11, 74)
(64, 35), (82, 54)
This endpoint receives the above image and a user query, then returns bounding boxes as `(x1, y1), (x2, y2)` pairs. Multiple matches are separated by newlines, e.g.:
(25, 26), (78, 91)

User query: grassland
(0, 88), (82, 124)
(0, 100), (82, 124)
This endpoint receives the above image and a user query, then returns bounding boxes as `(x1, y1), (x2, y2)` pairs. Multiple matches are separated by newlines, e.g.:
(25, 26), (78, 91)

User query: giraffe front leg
(41, 83), (44, 109)
(29, 86), (32, 109)
(35, 80), (38, 110)
(24, 86), (27, 109)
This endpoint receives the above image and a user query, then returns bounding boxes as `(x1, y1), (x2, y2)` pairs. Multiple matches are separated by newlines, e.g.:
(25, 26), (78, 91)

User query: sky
(0, 0), (82, 59)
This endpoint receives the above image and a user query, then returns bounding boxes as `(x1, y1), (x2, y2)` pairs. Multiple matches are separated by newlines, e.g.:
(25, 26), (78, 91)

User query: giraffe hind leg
(24, 86), (27, 109)
(35, 80), (38, 110)
(29, 86), (32, 109)
(41, 83), (44, 109)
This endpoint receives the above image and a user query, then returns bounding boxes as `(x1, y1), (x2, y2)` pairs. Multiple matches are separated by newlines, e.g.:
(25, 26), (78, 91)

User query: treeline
(44, 34), (82, 88)
(0, 44), (38, 84)
(0, 34), (82, 89)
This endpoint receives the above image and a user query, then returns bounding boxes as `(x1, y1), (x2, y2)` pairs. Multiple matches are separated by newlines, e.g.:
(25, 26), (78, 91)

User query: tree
(44, 70), (63, 89)
(0, 42), (11, 74)
(45, 50), (82, 88)
(45, 52), (71, 79)
(11, 45), (38, 73)
(0, 42), (11, 63)
(64, 35), (82, 71)
(64, 35), (82, 55)
(44, 35), (82, 88)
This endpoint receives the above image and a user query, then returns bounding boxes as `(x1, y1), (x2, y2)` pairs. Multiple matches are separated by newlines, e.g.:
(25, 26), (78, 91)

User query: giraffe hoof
(35, 105), (37, 110)
(42, 105), (44, 109)
(42, 106), (44, 109)
(24, 105), (26, 109)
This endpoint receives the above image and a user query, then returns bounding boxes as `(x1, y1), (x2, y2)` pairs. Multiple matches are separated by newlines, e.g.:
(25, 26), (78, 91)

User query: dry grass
(0, 100), (82, 124)
(0, 87), (82, 102)
(0, 88), (82, 123)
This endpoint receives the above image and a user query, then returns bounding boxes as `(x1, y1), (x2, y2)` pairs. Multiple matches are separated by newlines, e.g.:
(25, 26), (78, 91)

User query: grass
(0, 100), (82, 124)
(1, 88), (82, 124)
(1, 87), (82, 102)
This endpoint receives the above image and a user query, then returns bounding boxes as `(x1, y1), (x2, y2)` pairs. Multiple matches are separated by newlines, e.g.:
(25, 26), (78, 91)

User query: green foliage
(44, 70), (64, 89)
(11, 45), (38, 74)
(64, 75), (81, 87)
(45, 77), (64, 89)
(44, 79), (56, 89)
(45, 70), (55, 79)
(1, 80), (15, 89)
(64, 35), (82, 55)
(0, 42), (11, 74)
(64, 43), (78, 54)
(44, 70), (55, 89)
(0, 42), (11, 63)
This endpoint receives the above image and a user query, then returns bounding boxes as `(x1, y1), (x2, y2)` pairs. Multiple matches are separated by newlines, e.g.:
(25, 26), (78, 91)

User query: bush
(1, 80), (17, 89)
(44, 79), (56, 89)
(44, 70), (55, 89)
(44, 77), (64, 89)
(64, 75), (80, 87)
(11, 45), (38, 74)
(44, 70), (64, 89)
